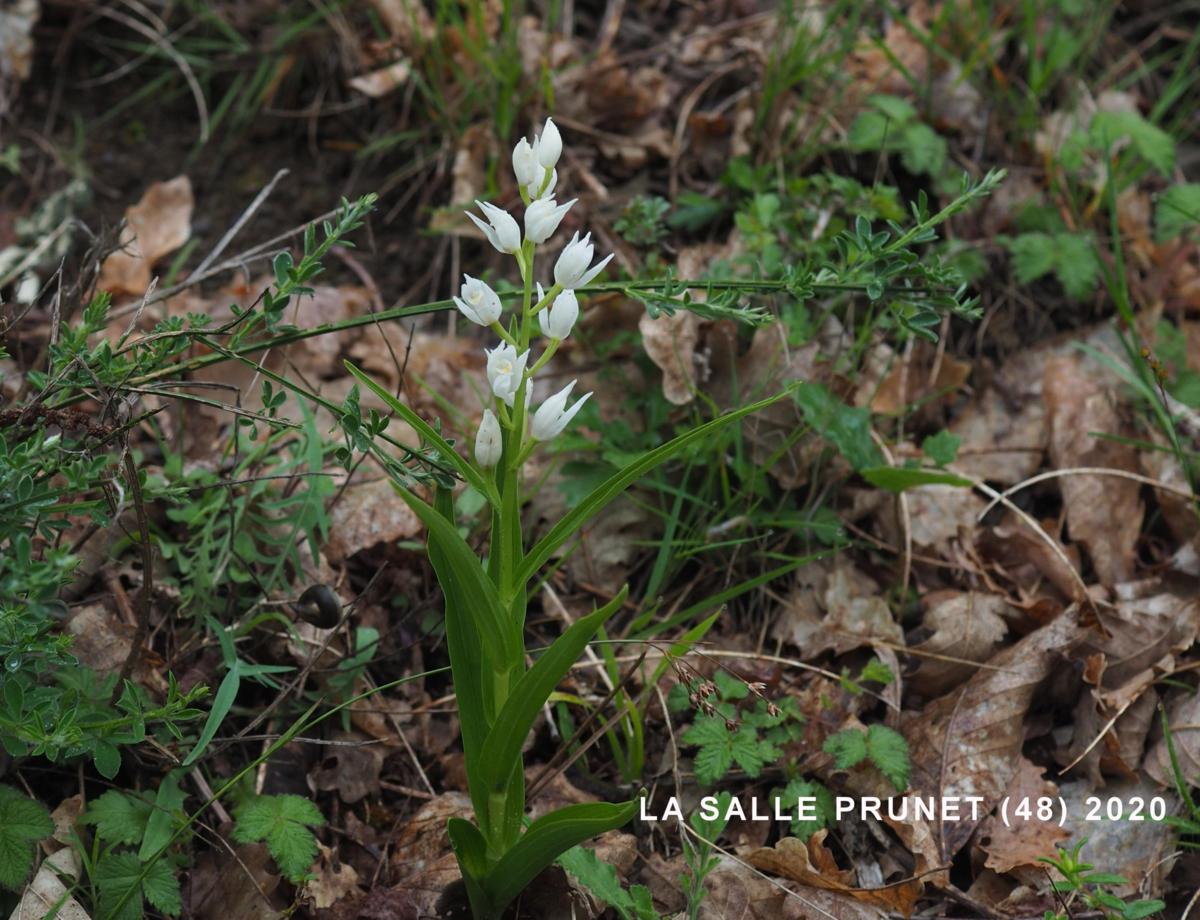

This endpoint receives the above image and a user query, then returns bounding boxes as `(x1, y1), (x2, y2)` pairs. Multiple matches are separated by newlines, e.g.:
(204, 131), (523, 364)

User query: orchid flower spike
(453, 274), (502, 326)
(531, 379), (590, 440)
(536, 117), (562, 170)
(525, 197), (575, 245)
(512, 137), (540, 189)
(474, 409), (502, 468)
(539, 287), (579, 340)
(466, 200), (521, 255)
(485, 343), (529, 407)
(554, 232), (614, 289)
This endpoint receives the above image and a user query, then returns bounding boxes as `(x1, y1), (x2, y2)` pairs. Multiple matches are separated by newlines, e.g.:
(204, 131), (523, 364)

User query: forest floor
(1, 1), (1200, 918)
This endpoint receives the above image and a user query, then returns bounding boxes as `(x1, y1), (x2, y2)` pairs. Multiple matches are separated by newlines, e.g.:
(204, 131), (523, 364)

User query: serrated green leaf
(0, 785), (53, 890)
(1090, 110), (1175, 176)
(232, 795), (324, 882)
(823, 729), (868, 769)
(558, 847), (643, 920)
(866, 724), (911, 791)
(1155, 184), (1200, 242)
(82, 790), (153, 847)
(142, 859), (182, 916)
(694, 741), (734, 786)
(95, 853), (147, 920)
(1052, 233), (1099, 300)
(713, 670), (748, 701)
(921, 430), (961, 467)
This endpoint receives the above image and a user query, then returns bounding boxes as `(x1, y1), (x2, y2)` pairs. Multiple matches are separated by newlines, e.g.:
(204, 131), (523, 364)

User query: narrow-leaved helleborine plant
(343, 118), (786, 919)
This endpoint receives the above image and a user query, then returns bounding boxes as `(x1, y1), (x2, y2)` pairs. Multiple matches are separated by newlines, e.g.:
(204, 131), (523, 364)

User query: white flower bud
(465, 200), (521, 254)
(537, 117), (562, 169)
(553, 231), (614, 289)
(524, 197), (575, 245)
(539, 289), (579, 340)
(485, 343), (530, 407)
(474, 408), (502, 468)
(452, 274), (502, 325)
(531, 379), (590, 440)
(512, 138), (540, 189)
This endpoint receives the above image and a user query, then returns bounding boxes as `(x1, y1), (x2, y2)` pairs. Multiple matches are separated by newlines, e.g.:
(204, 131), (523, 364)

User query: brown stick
(112, 449), (155, 703)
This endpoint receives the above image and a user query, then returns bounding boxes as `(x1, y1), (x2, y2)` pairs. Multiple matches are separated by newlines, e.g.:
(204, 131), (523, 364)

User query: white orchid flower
(553, 231), (613, 289)
(531, 379), (590, 440)
(466, 200), (521, 254)
(485, 343), (530, 406)
(453, 274), (502, 325)
(538, 287), (579, 340)
(525, 197), (575, 245)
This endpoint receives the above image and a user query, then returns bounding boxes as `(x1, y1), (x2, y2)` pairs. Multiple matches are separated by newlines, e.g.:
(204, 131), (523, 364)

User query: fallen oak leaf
(98, 176), (194, 296)
(747, 833), (922, 919)
(903, 607), (1080, 861)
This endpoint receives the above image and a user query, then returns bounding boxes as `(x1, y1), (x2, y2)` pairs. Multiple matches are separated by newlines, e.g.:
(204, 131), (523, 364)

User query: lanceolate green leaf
(517, 389), (793, 586)
(431, 487), (490, 820)
(345, 362), (498, 503)
(481, 799), (641, 916)
(393, 486), (514, 665)
(478, 586), (629, 795)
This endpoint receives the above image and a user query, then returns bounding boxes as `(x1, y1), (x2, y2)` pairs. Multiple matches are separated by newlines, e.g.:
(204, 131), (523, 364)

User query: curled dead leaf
(904, 608), (1080, 860)
(976, 758), (1070, 873)
(908, 593), (1011, 697)
(1043, 355), (1143, 585)
(98, 176), (194, 296)
(325, 478), (423, 564)
(772, 558), (903, 658)
(747, 833), (922, 918)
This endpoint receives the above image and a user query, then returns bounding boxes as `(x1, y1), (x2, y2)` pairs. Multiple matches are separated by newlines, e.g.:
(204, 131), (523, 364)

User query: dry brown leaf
(976, 758), (1070, 873)
(367, 0), (435, 48)
(65, 602), (166, 693)
(977, 512), (1084, 602)
(564, 496), (657, 595)
(310, 733), (385, 804)
(0, 0), (38, 115)
(908, 592), (1011, 697)
(869, 347), (970, 416)
(639, 309), (699, 405)
(700, 855), (887, 920)
(1145, 683), (1200, 786)
(747, 833), (922, 918)
(303, 843), (361, 910)
(903, 485), (986, 558)
(1056, 778), (1178, 898)
(904, 607), (1080, 860)
(387, 793), (472, 916)
(1065, 588), (1199, 782)
(9, 848), (90, 920)
(98, 177), (194, 296)
(772, 558), (903, 657)
(188, 843), (281, 920)
(1043, 355), (1143, 585)
(325, 478), (422, 563)
(348, 59), (412, 98)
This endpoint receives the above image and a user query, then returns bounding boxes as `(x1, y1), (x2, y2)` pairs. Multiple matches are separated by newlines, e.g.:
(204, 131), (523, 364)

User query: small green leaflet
(682, 717), (780, 786)
(921, 430), (961, 467)
(1156, 184), (1200, 242)
(0, 785), (53, 890)
(822, 729), (868, 770)
(232, 794), (324, 882)
(822, 726), (911, 792)
(794, 382), (882, 471)
(557, 846), (657, 920)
